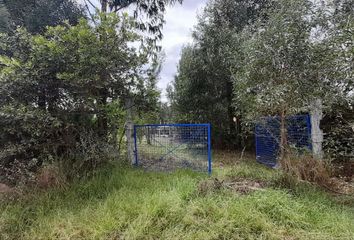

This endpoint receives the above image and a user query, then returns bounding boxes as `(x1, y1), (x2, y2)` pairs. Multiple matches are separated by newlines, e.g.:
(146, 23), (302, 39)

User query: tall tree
(0, 1), (10, 33)
(170, 0), (271, 148)
(233, 0), (354, 159)
(93, 0), (182, 40)
(233, 0), (314, 158)
(2, 0), (85, 34)
(91, 0), (177, 139)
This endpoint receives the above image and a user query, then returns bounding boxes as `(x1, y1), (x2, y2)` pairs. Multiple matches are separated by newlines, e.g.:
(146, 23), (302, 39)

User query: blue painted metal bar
(306, 114), (313, 150)
(207, 124), (212, 174)
(133, 125), (138, 166)
(159, 141), (186, 161)
(134, 123), (210, 128)
(255, 124), (259, 163)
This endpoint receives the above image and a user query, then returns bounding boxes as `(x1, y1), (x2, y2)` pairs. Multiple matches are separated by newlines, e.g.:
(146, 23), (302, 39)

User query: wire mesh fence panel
(255, 115), (312, 167)
(134, 124), (211, 173)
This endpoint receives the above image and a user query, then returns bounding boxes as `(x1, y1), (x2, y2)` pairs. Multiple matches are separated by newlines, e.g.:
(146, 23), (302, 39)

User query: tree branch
(86, 0), (99, 11)
(113, 1), (138, 13)
(83, 0), (97, 25)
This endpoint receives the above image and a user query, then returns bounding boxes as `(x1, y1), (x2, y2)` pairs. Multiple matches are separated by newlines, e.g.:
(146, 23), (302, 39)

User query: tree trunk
(146, 127), (152, 145)
(97, 0), (108, 140)
(226, 80), (238, 148)
(48, 81), (59, 113)
(97, 88), (108, 140)
(279, 108), (288, 160)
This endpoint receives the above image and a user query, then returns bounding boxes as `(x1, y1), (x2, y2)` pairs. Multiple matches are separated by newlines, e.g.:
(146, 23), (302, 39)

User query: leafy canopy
(0, 13), (158, 183)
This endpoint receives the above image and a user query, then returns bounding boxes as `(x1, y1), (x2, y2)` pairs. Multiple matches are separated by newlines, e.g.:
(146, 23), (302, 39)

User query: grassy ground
(1, 152), (354, 240)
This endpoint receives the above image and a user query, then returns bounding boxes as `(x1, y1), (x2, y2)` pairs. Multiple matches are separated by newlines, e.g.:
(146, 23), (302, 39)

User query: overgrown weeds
(280, 153), (332, 186)
(35, 164), (66, 189)
(279, 152), (354, 195)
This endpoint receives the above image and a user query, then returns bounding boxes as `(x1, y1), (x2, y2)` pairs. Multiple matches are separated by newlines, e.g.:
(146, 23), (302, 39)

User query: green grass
(1, 157), (354, 240)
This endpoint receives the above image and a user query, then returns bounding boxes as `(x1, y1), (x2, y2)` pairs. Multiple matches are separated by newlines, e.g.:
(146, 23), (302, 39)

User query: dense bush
(0, 14), (158, 185)
(0, 106), (61, 185)
(322, 102), (354, 162)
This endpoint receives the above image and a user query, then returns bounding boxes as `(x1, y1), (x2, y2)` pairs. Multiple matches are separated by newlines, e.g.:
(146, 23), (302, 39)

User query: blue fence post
(306, 114), (313, 150)
(255, 124), (258, 163)
(207, 124), (212, 174)
(133, 125), (138, 166)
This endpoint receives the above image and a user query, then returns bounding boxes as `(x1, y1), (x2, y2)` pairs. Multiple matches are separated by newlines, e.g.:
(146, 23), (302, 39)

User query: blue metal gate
(134, 124), (212, 173)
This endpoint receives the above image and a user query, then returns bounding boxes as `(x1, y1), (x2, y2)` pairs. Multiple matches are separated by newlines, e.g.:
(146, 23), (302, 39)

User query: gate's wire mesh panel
(135, 125), (209, 172)
(255, 115), (312, 167)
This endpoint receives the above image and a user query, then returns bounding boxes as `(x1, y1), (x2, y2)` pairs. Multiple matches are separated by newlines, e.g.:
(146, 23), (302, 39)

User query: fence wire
(134, 124), (211, 173)
(255, 115), (312, 167)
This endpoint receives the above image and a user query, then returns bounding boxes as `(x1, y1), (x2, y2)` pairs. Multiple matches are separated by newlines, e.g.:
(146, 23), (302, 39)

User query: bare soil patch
(197, 177), (267, 196)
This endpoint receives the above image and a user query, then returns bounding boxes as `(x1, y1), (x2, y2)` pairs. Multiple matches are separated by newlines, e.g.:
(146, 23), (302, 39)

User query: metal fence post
(126, 121), (135, 165)
(310, 99), (324, 160)
(133, 125), (138, 166)
(208, 124), (212, 174)
(125, 97), (135, 165)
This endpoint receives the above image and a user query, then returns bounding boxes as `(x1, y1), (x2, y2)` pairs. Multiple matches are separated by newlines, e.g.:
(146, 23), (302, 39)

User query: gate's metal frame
(133, 123), (212, 174)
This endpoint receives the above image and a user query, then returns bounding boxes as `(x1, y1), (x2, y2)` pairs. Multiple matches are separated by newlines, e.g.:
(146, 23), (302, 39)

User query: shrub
(59, 130), (120, 180)
(280, 152), (332, 187)
(0, 106), (61, 186)
(322, 102), (354, 163)
(0, 13), (155, 186)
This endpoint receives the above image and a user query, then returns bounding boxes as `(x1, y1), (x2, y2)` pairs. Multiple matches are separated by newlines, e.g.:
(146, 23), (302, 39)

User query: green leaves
(169, 0), (272, 147)
(2, 0), (85, 34)
(170, 0), (353, 152)
(233, 0), (353, 120)
(0, 55), (20, 67)
(0, 12), (161, 183)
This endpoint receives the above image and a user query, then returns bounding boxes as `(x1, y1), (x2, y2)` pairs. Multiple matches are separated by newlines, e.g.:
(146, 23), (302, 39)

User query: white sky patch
(159, 0), (207, 102)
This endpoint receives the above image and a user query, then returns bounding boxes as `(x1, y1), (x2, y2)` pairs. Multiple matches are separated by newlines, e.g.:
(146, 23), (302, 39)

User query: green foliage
(0, 1), (10, 33)
(231, 0), (354, 159)
(233, 0), (353, 119)
(234, 0), (314, 119)
(85, 0), (183, 54)
(0, 13), (160, 183)
(322, 101), (354, 162)
(169, 0), (271, 148)
(1, 159), (353, 239)
(134, 52), (164, 125)
(170, 0), (353, 160)
(2, 0), (85, 34)
(106, 0), (183, 40)
(0, 105), (62, 185)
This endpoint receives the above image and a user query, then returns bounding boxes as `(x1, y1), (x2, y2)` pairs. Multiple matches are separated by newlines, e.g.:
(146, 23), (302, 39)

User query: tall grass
(1, 160), (354, 240)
